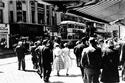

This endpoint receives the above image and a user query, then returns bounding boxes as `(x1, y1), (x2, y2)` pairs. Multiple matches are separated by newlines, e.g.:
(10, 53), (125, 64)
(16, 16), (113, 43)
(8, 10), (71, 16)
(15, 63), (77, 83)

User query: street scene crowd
(14, 36), (125, 83)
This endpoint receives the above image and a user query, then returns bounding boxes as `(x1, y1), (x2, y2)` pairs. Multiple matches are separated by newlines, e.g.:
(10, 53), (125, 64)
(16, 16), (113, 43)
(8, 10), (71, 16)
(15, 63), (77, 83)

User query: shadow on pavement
(46, 81), (64, 83)
(54, 74), (81, 77)
(25, 69), (37, 72)
(0, 71), (4, 73)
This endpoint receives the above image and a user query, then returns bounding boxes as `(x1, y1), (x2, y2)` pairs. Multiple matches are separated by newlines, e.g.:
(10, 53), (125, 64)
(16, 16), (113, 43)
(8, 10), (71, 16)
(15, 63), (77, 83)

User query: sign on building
(0, 24), (10, 48)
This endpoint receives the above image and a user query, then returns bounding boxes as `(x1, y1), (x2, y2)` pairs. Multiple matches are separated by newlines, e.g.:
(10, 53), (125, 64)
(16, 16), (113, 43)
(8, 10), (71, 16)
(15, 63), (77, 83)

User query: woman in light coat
(53, 43), (64, 76)
(62, 43), (72, 76)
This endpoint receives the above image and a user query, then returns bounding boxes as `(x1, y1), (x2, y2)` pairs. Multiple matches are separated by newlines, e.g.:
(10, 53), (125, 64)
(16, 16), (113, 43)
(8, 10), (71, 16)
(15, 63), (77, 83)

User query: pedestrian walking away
(74, 37), (88, 79)
(81, 37), (102, 83)
(15, 41), (27, 71)
(53, 43), (65, 76)
(101, 39), (120, 83)
(41, 40), (53, 82)
(62, 43), (72, 76)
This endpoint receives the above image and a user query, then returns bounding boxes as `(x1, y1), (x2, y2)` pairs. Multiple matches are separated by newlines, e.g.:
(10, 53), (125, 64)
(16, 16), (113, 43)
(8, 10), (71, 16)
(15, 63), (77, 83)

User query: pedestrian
(41, 40), (53, 82)
(30, 42), (39, 69)
(74, 37), (88, 79)
(62, 43), (72, 76)
(15, 41), (27, 71)
(120, 42), (125, 81)
(81, 37), (102, 83)
(35, 39), (48, 77)
(101, 39), (120, 83)
(53, 43), (64, 76)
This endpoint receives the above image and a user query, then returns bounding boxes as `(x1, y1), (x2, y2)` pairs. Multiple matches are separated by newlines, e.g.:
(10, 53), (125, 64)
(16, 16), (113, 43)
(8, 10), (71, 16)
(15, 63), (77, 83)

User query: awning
(72, 0), (125, 23)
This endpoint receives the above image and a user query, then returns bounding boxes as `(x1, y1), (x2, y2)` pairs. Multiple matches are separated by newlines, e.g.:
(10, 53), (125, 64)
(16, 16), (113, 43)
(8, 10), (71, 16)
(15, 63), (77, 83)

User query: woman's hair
(64, 43), (68, 47)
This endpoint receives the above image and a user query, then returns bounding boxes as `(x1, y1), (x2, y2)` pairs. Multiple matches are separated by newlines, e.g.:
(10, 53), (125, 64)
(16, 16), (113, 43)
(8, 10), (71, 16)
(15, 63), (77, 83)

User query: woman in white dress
(53, 43), (64, 76)
(62, 43), (72, 76)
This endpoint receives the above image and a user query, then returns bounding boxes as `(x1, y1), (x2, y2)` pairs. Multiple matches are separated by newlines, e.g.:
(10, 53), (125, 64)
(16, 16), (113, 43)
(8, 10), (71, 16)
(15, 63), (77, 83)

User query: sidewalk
(0, 54), (83, 83)
(0, 54), (31, 66)
(0, 51), (125, 83)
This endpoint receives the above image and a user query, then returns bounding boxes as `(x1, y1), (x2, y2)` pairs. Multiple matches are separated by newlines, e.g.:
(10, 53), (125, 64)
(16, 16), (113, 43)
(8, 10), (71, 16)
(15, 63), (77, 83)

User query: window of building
(38, 13), (44, 24)
(0, 10), (3, 23)
(16, 1), (22, 10)
(46, 5), (50, 25)
(31, 10), (35, 23)
(9, 11), (13, 23)
(37, 3), (44, 24)
(23, 11), (26, 22)
(22, 0), (26, 4)
(10, 0), (13, 4)
(17, 11), (22, 22)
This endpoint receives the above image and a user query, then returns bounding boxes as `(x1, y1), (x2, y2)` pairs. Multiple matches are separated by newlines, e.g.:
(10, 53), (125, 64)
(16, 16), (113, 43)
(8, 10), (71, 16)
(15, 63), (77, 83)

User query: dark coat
(42, 46), (53, 68)
(81, 46), (102, 70)
(120, 43), (125, 66)
(15, 45), (26, 58)
(101, 46), (120, 82)
(30, 46), (38, 63)
(74, 43), (87, 67)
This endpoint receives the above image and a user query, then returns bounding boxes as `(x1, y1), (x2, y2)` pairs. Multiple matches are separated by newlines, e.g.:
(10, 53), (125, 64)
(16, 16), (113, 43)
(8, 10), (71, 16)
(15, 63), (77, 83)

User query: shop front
(9, 23), (44, 48)
(0, 24), (9, 48)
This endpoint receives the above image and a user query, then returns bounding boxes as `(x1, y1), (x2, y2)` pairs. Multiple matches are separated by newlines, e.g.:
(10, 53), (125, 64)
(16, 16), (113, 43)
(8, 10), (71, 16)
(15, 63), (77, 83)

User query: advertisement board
(0, 24), (10, 48)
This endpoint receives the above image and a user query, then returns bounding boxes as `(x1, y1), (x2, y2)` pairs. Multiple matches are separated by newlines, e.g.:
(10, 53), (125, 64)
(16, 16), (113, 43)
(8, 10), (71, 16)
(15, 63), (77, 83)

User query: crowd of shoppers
(14, 36), (125, 83)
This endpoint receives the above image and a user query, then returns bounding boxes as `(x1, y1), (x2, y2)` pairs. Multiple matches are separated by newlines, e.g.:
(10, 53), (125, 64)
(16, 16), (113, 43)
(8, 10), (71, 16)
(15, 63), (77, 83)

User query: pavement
(0, 54), (83, 83)
(0, 50), (125, 83)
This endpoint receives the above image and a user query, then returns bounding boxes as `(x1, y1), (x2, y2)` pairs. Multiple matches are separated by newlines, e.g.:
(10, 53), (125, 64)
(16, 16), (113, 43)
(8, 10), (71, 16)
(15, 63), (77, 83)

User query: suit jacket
(81, 45), (102, 69)
(74, 43), (87, 67)
(42, 46), (53, 68)
(101, 46), (120, 82)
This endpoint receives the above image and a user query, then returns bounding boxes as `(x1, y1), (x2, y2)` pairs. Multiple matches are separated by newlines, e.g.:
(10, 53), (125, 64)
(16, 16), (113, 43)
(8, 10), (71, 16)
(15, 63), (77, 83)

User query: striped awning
(73, 0), (125, 23)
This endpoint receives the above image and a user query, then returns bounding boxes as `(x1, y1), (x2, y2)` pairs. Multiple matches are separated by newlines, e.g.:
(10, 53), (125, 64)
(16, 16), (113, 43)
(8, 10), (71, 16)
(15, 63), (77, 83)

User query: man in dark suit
(74, 37), (88, 79)
(120, 42), (125, 81)
(41, 40), (53, 82)
(81, 37), (102, 83)
(15, 41), (27, 71)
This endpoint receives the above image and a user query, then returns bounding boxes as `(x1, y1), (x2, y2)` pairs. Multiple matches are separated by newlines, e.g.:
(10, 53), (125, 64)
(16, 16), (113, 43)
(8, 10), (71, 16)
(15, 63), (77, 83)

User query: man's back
(74, 43), (87, 59)
(74, 43), (87, 67)
(15, 46), (25, 57)
(42, 46), (53, 65)
(82, 46), (102, 69)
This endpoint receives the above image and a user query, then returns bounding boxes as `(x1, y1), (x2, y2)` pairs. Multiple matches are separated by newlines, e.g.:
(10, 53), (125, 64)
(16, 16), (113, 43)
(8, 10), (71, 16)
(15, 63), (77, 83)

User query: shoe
(23, 69), (25, 71)
(44, 78), (49, 82)
(66, 73), (69, 76)
(57, 73), (60, 76)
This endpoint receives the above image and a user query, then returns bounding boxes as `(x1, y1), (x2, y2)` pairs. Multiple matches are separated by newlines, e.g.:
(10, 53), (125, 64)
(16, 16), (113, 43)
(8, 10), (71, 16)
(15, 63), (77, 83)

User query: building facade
(0, 0), (55, 48)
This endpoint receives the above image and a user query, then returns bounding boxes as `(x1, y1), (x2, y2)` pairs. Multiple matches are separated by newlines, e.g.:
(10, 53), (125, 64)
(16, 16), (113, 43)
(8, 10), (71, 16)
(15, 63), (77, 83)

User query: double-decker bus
(59, 21), (86, 43)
